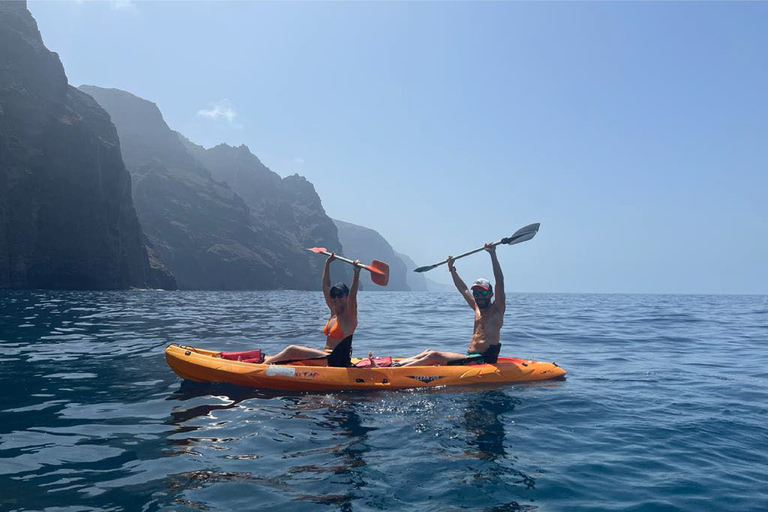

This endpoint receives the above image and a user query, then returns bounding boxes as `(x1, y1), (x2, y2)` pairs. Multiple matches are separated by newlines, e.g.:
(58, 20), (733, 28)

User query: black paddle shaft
(413, 223), (540, 273)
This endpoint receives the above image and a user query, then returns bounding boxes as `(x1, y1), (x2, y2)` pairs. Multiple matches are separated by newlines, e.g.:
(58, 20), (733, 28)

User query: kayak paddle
(307, 247), (390, 286)
(413, 223), (540, 273)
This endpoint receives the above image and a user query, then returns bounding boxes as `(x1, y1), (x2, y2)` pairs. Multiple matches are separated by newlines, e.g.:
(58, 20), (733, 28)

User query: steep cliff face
(80, 85), (341, 290)
(397, 251), (454, 292)
(396, 252), (428, 291)
(0, 2), (173, 289)
(181, 138), (346, 285)
(333, 219), (410, 291)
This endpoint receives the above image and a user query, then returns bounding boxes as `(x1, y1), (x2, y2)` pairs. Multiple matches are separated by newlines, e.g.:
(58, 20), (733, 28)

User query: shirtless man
(398, 243), (505, 366)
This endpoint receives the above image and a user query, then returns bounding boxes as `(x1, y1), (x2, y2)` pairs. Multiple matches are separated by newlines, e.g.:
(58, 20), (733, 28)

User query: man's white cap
(471, 278), (492, 291)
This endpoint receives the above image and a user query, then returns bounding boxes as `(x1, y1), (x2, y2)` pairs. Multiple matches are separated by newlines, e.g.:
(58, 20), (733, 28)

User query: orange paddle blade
(366, 260), (390, 287)
(307, 247), (329, 254)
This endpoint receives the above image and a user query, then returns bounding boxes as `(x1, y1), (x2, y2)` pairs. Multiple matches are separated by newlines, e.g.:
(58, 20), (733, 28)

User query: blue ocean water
(1, 291), (766, 512)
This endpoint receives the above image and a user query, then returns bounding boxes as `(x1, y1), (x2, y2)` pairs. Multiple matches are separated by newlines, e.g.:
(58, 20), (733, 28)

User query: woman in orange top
(264, 253), (361, 366)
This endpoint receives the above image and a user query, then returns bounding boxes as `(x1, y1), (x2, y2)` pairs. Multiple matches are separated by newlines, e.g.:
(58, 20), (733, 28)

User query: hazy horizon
(28, 0), (768, 294)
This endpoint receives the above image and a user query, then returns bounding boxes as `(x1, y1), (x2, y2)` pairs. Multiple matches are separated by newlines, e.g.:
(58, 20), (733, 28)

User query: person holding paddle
(398, 243), (506, 367)
(264, 253), (361, 366)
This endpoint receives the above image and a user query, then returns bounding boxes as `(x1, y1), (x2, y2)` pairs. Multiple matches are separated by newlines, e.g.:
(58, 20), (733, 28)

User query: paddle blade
(413, 264), (439, 273)
(501, 223), (540, 246)
(367, 260), (390, 286)
(307, 247), (329, 254)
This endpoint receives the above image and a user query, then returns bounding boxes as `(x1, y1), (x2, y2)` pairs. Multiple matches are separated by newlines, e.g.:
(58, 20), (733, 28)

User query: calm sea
(1, 291), (766, 512)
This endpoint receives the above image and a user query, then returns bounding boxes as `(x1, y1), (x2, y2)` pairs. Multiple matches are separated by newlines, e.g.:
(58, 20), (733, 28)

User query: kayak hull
(164, 344), (566, 391)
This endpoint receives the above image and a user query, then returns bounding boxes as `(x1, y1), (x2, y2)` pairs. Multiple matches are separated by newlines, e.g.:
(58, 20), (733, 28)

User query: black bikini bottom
(274, 335), (353, 367)
(446, 343), (501, 366)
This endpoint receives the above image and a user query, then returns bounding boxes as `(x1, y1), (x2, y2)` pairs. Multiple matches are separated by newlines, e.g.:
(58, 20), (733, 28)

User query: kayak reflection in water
(398, 243), (505, 367)
(263, 253), (361, 366)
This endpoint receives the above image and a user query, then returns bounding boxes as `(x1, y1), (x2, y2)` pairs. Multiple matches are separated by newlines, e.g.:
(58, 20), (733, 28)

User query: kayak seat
(217, 349), (264, 364)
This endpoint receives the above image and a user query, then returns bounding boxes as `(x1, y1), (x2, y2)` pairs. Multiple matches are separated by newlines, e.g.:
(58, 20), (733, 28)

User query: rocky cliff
(333, 219), (410, 291)
(396, 252), (428, 291)
(0, 2), (174, 289)
(397, 251), (454, 292)
(180, 138), (347, 286)
(80, 86), (343, 290)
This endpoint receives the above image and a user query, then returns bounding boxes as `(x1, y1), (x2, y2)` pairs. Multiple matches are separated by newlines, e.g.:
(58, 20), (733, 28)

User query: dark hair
(330, 283), (350, 296)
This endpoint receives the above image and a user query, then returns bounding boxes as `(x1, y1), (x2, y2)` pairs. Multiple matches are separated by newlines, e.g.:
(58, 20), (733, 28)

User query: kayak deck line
(164, 343), (566, 391)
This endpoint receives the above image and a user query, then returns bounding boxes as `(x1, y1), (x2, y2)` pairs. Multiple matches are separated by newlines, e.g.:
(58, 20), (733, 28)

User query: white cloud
(71, 0), (138, 13)
(110, 0), (136, 11)
(197, 100), (240, 126)
(293, 157), (306, 165)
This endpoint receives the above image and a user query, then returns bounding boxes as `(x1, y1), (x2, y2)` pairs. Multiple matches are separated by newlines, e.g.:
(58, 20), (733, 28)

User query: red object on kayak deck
(354, 356), (393, 368)
(217, 349), (264, 363)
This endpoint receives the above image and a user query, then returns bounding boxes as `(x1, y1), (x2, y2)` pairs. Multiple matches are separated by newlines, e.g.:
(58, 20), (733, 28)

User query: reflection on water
(463, 392), (540, 512)
(161, 380), (542, 511)
(165, 383), (381, 510)
(462, 391), (519, 461)
(292, 398), (374, 511)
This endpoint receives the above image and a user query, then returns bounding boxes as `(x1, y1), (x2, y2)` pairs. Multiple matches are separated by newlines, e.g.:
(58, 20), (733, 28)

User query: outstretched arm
(322, 254), (335, 309)
(347, 260), (362, 317)
(486, 243), (506, 308)
(448, 256), (476, 310)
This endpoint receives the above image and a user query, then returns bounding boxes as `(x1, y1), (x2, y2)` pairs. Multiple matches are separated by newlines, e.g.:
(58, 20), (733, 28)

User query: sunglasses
(330, 291), (347, 299)
(472, 289), (491, 297)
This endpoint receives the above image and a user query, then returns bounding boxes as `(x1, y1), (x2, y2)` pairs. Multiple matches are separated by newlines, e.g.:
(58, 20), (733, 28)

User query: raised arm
(448, 256), (476, 310)
(322, 253), (335, 309)
(346, 260), (362, 317)
(486, 243), (506, 308)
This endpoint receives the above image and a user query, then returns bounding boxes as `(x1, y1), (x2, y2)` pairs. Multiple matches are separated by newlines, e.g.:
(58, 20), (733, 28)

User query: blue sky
(29, 1), (768, 294)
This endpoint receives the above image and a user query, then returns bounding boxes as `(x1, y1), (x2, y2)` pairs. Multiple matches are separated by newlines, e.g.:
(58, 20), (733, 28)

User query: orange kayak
(165, 344), (566, 391)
